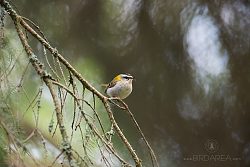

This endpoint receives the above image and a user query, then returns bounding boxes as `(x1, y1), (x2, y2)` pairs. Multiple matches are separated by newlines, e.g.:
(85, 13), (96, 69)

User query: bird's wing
(104, 79), (118, 94)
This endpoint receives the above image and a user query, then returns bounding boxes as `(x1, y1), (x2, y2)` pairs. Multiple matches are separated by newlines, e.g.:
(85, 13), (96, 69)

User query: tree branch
(2, 1), (76, 166)
(0, 1), (160, 166)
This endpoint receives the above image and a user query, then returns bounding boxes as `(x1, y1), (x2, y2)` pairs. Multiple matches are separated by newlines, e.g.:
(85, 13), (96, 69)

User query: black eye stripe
(123, 76), (132, 79)
(121, 74), (133, 79)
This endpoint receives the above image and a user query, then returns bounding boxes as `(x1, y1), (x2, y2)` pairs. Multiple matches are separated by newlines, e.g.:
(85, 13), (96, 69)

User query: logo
(204, 139), (219, 153)
(183, 138), (242, 162)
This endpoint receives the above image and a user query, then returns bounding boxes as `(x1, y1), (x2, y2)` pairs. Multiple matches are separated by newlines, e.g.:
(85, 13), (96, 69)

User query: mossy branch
(0, 0), (160, 166)
(0, 0), (147, 166)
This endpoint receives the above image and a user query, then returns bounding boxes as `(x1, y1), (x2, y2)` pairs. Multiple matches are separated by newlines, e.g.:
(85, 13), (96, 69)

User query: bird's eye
(124, 77), (129, 80)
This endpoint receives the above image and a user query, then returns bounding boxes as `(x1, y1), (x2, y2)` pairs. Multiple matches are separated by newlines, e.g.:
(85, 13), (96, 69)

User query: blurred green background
(1, 0), (250, 166)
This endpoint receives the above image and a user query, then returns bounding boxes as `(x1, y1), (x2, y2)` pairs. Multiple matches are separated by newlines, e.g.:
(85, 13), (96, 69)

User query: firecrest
(104, 74), (134, 99)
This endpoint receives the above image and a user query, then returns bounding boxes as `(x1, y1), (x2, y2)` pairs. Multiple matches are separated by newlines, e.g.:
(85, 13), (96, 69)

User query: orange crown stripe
(113, 75), (121, 81)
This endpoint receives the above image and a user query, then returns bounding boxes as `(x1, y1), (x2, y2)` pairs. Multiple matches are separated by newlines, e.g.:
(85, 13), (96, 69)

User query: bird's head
(114, 73), (134, 83)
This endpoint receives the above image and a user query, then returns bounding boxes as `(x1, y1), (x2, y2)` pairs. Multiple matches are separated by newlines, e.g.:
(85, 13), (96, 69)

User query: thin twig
(51, 80), (130, 166)
(2, 2), (76, 165)
(46, 79), (76, 166)
(109, 98), (159, 167)
(49, 151), (64, 167)
(51, 80), (107, 139)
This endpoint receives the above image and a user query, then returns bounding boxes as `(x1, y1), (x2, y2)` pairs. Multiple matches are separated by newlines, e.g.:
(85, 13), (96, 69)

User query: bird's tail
(101, 84), (108, 87)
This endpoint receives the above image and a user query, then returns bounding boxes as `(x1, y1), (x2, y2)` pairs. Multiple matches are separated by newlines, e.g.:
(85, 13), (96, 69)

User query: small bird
(104, 74), (134, 99)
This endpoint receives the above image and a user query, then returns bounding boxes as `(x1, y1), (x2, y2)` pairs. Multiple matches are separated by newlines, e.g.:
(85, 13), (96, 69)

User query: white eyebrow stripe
(121, 74), (133, 79)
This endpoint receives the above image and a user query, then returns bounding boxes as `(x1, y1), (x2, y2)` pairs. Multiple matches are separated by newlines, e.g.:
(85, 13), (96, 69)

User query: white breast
(106, 81), (132, 99)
